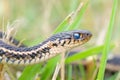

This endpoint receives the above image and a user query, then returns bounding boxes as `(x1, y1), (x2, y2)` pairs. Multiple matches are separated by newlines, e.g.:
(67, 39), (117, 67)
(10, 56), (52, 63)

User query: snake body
(0, 30), (92, 65)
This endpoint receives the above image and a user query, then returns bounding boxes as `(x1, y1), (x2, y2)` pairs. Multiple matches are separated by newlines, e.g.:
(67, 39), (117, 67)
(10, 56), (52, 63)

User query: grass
(0, 0), (119, 80)
(97, 0), (118, 79)
(65, 44), (114, 64)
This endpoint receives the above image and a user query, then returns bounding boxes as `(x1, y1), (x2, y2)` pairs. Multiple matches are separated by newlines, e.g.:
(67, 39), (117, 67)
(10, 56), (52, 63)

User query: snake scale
(0, 30), (92, 65)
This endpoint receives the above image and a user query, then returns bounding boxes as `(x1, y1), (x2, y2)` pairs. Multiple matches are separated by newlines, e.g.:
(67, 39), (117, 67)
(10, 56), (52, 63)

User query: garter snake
(0, 30), (92, 65)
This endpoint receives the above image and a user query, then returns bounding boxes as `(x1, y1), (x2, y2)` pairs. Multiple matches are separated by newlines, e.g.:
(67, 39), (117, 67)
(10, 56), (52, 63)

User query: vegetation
(0, 0), (119, 80)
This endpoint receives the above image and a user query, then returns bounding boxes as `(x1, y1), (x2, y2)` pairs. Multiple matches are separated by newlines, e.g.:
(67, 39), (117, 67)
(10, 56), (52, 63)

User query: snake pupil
(73, 33), (80, 40)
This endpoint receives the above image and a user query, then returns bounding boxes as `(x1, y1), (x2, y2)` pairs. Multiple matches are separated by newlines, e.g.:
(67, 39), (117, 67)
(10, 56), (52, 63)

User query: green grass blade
(65, 44), (114, 63)
(97, 0), (118, 79)
(18, 64), (42, 80)
(67, 65), (72, 80)
(40, 56), (60, 80)
(79, 64), (86, 80)
(69, 1), (88, 30)
(69, 0), (79, 12)
(53, 12), (73, 34)
(66, 45), (103, 63)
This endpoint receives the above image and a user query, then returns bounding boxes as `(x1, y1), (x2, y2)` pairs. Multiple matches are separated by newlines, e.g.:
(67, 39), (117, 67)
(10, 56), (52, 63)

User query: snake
(0, 30), (92, 65)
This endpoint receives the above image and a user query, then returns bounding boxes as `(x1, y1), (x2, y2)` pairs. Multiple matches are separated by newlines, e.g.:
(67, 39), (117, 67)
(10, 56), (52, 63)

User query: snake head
(58, 30), (92, 48)
(48, 30), (92, 49)
(41, 30), (92, 54)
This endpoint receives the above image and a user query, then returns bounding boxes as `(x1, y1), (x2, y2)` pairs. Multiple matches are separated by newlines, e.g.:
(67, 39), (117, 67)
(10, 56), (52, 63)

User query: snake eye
(73, 33), (82, 40)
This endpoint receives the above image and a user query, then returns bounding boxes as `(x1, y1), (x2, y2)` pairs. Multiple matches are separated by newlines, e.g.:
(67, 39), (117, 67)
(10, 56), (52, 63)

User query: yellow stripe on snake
(0, 30), (92, 65)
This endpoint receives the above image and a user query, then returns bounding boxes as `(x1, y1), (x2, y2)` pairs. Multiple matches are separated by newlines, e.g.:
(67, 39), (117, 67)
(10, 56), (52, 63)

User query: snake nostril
(86, 33), (92, 37)
(86, 33), (89, 36)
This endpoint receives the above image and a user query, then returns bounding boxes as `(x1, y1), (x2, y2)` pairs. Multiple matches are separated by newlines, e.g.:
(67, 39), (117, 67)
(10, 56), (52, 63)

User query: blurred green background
(0, 0), (120, 80)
